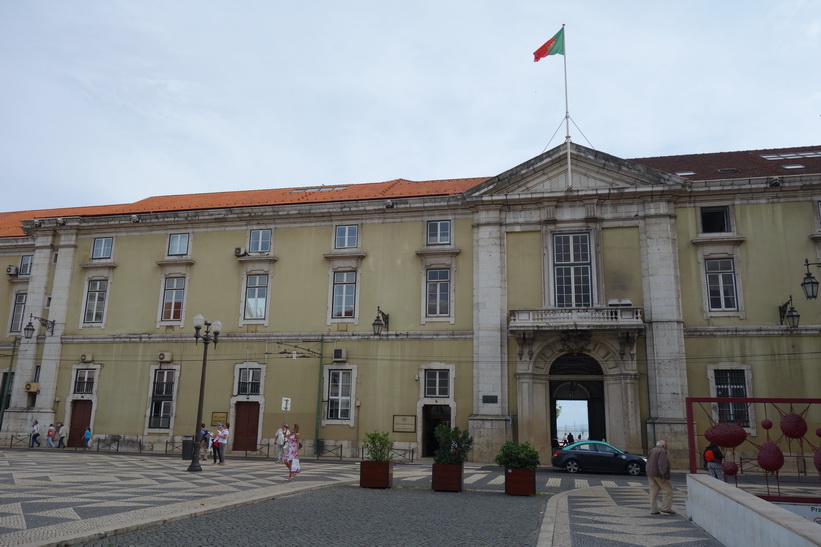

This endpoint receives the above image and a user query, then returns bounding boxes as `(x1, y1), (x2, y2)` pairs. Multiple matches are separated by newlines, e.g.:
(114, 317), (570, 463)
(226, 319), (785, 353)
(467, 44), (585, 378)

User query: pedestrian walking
(561, 433), (567, 447)
(704, 442), (725, 480)
(57, 423), (67, 448)
(275, 423), (288, 462)
(647, 440), (674, 515)
(566, 432), (574, 444)
(30, 420), (41, 447)
(46, 424), (56, 448)
(284, 423), (301, 480)
(212, 424), (223, 464)
(82, 427), (92, 450)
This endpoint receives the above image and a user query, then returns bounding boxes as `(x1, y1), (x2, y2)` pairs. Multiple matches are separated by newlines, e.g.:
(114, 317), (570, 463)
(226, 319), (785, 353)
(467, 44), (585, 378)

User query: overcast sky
(1, 1), (819, 212)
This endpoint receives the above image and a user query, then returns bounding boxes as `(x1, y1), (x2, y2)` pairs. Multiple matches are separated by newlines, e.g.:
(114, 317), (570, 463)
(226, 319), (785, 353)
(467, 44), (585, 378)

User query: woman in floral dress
(284, 423), (301, 480)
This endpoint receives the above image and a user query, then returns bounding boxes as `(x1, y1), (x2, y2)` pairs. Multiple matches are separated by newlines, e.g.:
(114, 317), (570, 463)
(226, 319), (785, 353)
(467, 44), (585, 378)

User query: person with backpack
(704, 442), (724, 480)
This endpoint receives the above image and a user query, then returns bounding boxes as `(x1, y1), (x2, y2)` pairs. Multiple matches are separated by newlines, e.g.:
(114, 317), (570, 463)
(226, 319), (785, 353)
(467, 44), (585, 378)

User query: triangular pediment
(466, 143), (683, 199)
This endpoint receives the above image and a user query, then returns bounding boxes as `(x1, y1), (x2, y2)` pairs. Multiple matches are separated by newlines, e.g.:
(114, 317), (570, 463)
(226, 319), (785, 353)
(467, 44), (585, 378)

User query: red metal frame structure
(685, 397), (821, 503)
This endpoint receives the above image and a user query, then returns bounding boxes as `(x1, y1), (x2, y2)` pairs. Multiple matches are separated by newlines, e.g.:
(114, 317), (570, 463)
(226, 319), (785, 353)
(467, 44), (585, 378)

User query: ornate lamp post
(187, 314), (221, 472)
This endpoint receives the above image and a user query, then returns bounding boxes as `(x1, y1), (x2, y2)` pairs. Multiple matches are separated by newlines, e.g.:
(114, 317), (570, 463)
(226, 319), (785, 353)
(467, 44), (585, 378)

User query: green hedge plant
(362, 431), (393, 462)
(494, 441), (540, 470)
(433, 423), (474, 465)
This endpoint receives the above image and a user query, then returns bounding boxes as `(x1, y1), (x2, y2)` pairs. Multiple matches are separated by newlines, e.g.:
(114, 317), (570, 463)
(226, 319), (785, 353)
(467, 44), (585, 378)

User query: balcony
(509, 306), (644, 332)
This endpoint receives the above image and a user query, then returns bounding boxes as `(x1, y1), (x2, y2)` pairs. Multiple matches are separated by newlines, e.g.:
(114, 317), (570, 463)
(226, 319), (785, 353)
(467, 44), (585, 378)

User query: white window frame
(167, 233), (190, 256)
(322, 365), (357, 427)
(243, 274), (269, 320)
(705, 258), (738, 311)
(19, 255), (33, 276)
(553, 232), (593, 308)
(74, 369), (96, 394)
(707, 363), (756, 435)
(9, 292), (26, 333)
(331, 271), (357, 319)
(249, 229), (272, 254)
(426, 268), (451, 317)
(238, 367), (262, 395)
(426, 220), (451, 245)
(159, 276), (187, 324)
(83, 278), (108, 324)
(699, 205), (733, 234)
(91, 237), (113, 259)
(424, 369), (450, 398)
(334, 225), (359, 249)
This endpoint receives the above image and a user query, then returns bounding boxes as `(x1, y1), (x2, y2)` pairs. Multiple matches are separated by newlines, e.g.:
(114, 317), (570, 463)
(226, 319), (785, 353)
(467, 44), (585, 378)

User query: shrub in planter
(495, 441), (540, 496)
(360, 431), (394, 488)
(432, 424), (473, 492)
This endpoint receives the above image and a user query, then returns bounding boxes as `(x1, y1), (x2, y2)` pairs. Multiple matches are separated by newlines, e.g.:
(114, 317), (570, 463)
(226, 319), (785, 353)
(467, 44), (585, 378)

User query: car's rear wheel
(625, 461), (643, 476)
(564, 459), (580, 473)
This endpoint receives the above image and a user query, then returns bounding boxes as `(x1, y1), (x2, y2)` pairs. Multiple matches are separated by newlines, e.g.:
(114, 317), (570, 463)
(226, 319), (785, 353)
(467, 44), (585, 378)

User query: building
(2, 143), (820, 464)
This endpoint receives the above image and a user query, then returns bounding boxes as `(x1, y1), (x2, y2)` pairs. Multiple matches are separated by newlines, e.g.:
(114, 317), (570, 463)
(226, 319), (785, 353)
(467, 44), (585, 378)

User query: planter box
(504, 467), (536, 496)
(432, 463), (463, 492)
(360, 461), (393, 489)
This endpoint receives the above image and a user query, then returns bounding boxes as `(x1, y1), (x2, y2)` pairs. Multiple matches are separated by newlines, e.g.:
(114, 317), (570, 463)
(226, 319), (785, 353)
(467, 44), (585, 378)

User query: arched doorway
(549, 354), (606, 442)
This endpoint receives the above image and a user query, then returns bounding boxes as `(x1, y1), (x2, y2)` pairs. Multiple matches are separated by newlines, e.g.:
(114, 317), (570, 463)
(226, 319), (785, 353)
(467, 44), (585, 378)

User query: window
(701, 206), (731, 233)
(427, 220), (451, 245)
(335, 225), (359, 249)
(553, 233), (592, 307)
(425, 370), (450, 398)
(249, 229), (271, 253)
(150, 369), (175, 429)
(161, 277), (185, 321)
(327, 370), (352, 420)
(167, 233), (189, 256)
(426, 269), (451, 316)
(150, 401), (173, 429)
(332, 272), (356, 318)
(714, 369), (749, 427)
(706, 258), (737, 311)
(74, 369), (95, 394)
(244, 275), (268, 320)
(19, 255), (33, 276)
(238, 368), (261, 395)
(10, 293), (26, 332)
(84, 280), (108, 323)
(92, 237), (113, 259)
(153, 369), (175, 396)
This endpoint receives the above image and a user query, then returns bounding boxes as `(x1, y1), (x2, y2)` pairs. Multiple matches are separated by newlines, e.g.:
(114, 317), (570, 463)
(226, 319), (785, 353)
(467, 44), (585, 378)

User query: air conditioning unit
(234, 247), (247, 257)
(80, 353), (93, 363)
(158, 352), (173, 363)
(332, 348), (347, 362)
(24, 382), (39, 393)
(5, 265), (18, 276)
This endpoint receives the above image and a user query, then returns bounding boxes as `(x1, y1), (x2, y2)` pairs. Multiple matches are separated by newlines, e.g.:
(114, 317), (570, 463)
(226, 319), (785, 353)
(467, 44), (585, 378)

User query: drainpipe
(314, 335), (324, 456)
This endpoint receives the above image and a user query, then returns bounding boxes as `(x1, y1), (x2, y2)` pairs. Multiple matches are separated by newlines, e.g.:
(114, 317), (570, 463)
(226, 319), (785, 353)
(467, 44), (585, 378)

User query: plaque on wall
(393, 415), (416, 433)
(211, 412), (227, 426)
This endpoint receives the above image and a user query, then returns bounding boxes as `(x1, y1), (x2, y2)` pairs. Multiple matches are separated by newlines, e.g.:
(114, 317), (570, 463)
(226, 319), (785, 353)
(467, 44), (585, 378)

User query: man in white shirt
(217, 423), (229, 464)
(275, 423), (288, 462)
(30, 421), (41, 448)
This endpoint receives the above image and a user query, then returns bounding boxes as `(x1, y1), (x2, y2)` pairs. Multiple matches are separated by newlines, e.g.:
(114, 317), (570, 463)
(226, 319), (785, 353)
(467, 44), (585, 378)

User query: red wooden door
(69, 400), (92, 448)
(233, 402), (259, 451)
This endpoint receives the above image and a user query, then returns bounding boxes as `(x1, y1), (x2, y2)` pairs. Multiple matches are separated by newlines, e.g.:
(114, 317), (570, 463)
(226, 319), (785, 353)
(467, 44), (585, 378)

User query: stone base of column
(646, 417), (689, 467)
(0, 407), (56, 436)
(469, 414), (509, 463)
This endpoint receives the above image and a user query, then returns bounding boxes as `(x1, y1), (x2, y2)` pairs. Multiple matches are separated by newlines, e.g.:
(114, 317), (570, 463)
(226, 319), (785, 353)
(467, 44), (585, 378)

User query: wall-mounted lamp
(372, 306), (389, 336)
(23, 314), (55, 339)
(778, 295), (800, 329)
(801, 258), (821, 300)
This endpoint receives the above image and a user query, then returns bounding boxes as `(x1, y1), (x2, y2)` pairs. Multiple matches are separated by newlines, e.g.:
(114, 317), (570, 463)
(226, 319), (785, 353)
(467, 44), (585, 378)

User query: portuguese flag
(533, 27), (564, 62)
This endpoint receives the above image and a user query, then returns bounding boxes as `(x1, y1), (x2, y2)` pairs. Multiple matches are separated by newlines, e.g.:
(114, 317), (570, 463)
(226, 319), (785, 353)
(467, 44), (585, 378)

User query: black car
(551, 440), (646, 476)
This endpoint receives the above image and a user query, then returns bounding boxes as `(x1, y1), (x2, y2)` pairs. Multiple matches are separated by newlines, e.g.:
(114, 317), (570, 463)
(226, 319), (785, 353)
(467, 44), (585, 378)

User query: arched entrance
(549, 354), (605, 442)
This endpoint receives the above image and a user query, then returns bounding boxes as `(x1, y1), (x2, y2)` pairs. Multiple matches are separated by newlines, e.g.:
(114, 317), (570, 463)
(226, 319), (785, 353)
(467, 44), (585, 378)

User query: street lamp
(800, 258), (821, 300)
(778, 295), (800, 329)
(187, 314), (221, 472)
(23, 314), (55, 339)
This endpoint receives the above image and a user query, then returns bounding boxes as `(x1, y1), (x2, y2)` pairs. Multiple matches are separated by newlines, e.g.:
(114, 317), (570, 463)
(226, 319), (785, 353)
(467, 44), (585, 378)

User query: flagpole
(562, 23), (572, 191)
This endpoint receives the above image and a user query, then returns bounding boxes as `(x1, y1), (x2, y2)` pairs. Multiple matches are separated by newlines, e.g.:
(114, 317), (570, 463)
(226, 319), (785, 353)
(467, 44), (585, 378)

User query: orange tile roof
(0, 177), (490, 238)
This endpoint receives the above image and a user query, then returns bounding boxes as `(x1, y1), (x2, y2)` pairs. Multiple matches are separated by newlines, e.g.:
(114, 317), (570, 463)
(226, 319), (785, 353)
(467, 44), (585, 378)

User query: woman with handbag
(284, 423), (301, 480)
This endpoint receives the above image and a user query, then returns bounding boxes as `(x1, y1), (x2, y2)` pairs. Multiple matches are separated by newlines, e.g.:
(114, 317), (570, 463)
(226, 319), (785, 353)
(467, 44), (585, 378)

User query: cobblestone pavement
(0, 448), (732, 546)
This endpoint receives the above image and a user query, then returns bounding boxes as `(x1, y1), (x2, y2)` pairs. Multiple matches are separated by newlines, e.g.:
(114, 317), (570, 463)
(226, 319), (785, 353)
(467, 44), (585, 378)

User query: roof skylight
(675, 171), (696, 176)
(291, 186), (347, 193)
(782, 164), (805, 169)
(761, 151), (821, 160)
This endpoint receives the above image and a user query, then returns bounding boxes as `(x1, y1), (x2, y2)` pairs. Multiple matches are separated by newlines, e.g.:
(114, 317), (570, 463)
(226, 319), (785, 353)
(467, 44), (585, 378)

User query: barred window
(715, 369), (749, 427)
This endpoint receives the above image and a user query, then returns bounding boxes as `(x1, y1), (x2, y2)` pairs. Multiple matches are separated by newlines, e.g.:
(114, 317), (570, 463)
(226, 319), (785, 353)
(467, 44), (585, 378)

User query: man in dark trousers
(646, 440), (674, 515)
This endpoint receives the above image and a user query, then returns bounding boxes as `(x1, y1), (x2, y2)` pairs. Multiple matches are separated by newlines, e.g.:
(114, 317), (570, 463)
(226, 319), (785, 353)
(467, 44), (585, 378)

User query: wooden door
(69, 400), (92, 448)
(233, 402), (259, 452)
